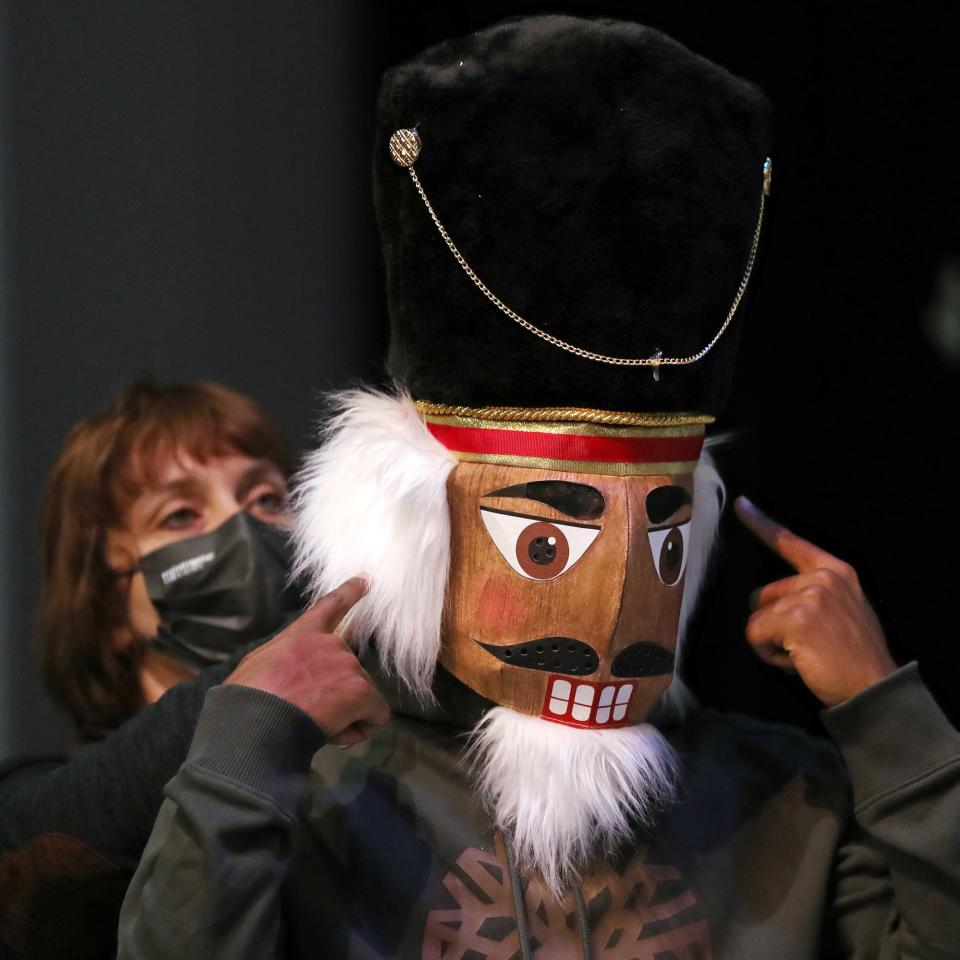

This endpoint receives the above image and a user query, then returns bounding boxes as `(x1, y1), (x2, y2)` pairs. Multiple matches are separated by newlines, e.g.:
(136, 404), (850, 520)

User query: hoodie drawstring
(572, 886), (594, 960)
(501, 832), (534, 960)
(501, 832), (594, 960)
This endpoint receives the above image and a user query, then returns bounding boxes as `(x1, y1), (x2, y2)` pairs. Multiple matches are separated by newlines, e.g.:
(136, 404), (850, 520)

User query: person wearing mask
(38, 379), (299, 739)
(0, 380), (390, 960)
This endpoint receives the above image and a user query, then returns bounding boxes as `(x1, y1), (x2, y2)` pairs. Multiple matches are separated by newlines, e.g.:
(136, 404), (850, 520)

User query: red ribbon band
(426, 422), (703, 465)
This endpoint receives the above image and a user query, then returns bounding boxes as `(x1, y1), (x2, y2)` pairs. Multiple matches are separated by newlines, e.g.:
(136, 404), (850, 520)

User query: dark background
(2, 1), (958, 759)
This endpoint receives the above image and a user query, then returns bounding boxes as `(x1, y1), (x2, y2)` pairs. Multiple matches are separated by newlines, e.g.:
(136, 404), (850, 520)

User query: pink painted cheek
(475, 580), (532, 632)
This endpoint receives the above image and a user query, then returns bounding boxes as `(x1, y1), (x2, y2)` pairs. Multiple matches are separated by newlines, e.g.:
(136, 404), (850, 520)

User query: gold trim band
(414, 400), (713, 428)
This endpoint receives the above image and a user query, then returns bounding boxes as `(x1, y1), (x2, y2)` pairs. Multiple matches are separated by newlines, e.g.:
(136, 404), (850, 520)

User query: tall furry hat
(374, 14), (772, 416)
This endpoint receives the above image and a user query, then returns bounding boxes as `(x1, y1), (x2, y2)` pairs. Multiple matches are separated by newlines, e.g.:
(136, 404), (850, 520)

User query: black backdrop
(2, 1), (958, 759)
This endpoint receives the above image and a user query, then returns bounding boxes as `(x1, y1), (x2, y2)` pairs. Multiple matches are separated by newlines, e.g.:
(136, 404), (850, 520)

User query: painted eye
(647, 523), (691, 586)
(479, 508), (601, 581)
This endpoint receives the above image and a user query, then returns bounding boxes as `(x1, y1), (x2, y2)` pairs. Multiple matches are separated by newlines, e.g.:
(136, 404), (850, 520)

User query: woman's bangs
(109, 423), (207, 510)
(107, 387), (293, 511)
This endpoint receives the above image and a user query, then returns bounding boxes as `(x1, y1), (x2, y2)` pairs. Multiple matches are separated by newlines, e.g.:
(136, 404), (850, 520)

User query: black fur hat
(375, 15), (772, 419)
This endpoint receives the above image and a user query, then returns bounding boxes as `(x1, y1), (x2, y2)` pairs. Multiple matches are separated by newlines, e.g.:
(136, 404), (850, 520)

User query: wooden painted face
(442, 462), (695, 728)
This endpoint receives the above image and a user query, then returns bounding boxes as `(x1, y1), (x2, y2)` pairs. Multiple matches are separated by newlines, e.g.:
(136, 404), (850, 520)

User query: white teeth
(571, 684), (595, 721)
(545, 678), (634, 724)
(573, 685), (595, 706)
(595, 684), (615, 724)
(548, 678), (571, 716)
(612, 684), (633, 721)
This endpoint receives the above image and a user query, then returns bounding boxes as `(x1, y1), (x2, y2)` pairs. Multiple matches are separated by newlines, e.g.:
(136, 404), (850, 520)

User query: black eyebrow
(485, 481), (605, 520)
(646, 485), (692, 525)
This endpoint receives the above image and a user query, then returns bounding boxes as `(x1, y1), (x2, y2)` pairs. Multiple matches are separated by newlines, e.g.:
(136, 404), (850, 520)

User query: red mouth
(539, 674), (638, 729)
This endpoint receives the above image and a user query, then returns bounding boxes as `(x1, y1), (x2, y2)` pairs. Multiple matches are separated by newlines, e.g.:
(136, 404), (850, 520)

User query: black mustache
(476, 637), (599, 675)
(610, 642), (675, 678)
(475, 638), (674, 678)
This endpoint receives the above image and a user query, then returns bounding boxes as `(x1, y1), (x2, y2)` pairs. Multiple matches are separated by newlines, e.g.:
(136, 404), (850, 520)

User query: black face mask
(137, 511), (303, 670)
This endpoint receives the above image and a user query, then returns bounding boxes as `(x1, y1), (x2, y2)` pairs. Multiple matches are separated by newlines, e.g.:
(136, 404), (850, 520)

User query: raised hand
(734, 496), (897, 707)
(225, 576), (391, 745)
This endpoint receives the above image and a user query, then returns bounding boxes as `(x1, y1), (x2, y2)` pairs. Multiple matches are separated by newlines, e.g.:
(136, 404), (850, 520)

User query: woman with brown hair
(0, 379), (301, 957)
(35, 378), (298, 742)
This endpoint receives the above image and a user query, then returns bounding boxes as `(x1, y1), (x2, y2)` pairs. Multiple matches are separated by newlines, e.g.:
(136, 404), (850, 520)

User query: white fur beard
(465, 706), (680, 898)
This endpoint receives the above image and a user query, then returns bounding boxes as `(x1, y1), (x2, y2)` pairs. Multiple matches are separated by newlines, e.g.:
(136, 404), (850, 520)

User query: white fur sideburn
(291, 389), (456, 698)
(466, 707), (680, 896)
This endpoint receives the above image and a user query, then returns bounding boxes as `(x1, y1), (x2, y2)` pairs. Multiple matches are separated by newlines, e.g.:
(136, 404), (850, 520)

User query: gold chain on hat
(389, 127), (772, 371)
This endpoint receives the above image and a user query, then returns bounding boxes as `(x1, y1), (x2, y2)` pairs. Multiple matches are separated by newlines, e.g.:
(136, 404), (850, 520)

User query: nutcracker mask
(294, 15), (770, 894)
(437, 424), (704, 731)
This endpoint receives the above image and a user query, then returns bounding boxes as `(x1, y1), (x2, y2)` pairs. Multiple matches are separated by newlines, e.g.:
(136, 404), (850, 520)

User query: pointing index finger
(734, 496), (843, 574)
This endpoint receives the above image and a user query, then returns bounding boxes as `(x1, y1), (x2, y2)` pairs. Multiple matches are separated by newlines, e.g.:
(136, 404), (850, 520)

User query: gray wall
(1, 1), (383, 759)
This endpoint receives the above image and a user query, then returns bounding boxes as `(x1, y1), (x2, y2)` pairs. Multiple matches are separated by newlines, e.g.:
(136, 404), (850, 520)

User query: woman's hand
(734, 496), (897, 707)
(226, 577), (391, 744)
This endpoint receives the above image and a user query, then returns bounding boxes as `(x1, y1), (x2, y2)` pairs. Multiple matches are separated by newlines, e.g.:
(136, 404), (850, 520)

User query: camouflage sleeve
(117, 684), (326, 960)
(821, 663), (960, 959)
